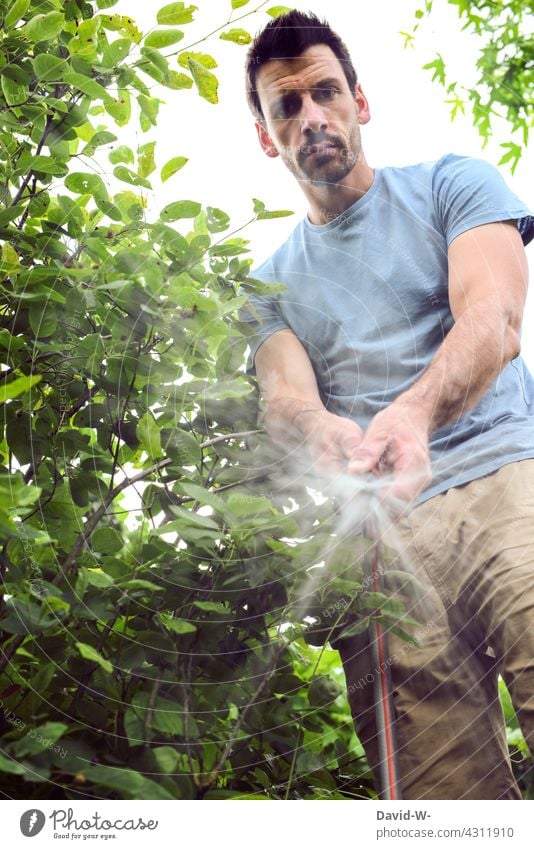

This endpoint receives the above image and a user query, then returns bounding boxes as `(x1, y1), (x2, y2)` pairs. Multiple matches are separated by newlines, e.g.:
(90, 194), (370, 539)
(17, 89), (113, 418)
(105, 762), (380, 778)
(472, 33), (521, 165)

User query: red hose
(366, 519), (402, 800)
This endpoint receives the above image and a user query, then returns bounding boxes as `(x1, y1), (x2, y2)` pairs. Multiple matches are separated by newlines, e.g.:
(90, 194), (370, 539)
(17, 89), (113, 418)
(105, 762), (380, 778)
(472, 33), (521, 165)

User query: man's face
(254, 45), (370, 187)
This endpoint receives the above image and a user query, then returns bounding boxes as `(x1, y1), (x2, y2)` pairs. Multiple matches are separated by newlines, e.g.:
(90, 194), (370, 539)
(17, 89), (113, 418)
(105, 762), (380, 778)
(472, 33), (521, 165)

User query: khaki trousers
(336, 459), (534, 799)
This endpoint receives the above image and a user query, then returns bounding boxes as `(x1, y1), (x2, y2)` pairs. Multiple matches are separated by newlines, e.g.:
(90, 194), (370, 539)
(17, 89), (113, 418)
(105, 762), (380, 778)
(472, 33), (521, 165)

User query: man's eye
(316, 87), (337, 100)
(277, 95), (300, 118)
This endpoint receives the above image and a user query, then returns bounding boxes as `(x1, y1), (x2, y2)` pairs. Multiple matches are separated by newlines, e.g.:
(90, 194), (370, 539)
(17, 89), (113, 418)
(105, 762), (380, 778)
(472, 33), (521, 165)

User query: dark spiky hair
(245, 10), (358, 120)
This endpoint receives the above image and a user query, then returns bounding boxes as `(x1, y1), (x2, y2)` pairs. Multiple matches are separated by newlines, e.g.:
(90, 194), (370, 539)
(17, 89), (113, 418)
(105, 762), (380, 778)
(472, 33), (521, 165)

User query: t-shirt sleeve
(432, 153), (534, 247)
(239, 284), (289, 375)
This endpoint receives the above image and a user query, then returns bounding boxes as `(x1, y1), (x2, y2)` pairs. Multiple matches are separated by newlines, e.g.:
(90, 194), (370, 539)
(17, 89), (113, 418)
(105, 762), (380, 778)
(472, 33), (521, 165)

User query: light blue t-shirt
(243, 154), (534, 504)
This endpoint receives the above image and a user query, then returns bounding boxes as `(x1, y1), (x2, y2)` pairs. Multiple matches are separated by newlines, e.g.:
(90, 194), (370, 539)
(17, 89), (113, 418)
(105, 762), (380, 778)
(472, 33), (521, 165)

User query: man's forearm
(262, 396), (326, 445)
(397, 296), (521, 433)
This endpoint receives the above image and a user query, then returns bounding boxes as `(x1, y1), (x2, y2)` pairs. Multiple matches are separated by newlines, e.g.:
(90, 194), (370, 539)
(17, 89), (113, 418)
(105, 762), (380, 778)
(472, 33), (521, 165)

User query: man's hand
(347, 399), (432, 506)
(295, 409), (364, 473)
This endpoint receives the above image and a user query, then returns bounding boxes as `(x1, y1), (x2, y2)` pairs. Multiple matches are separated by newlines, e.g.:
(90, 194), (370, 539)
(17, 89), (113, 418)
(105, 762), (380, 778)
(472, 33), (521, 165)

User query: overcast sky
(111, 0), (533, 364)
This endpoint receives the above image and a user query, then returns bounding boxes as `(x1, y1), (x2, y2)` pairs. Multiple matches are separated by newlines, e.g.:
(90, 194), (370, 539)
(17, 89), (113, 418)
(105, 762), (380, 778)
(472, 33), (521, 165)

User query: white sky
(111, 0), (534, 364)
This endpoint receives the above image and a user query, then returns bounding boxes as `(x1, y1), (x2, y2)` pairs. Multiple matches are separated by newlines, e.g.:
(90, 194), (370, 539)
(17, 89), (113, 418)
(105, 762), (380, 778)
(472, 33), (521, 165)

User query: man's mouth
(305, 142), (338, 157)
(300, 140), (339, 159)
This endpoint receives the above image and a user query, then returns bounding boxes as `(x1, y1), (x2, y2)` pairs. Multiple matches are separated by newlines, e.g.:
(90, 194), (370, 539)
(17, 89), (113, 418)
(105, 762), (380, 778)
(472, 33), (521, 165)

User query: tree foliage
(1, 0), (530, 803)
(0, 0), (384, 800)
(406, 0), (533, 172)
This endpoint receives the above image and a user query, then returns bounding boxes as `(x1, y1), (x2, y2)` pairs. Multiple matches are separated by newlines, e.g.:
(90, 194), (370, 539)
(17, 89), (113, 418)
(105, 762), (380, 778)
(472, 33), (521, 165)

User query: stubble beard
(285, 123), (362, 187)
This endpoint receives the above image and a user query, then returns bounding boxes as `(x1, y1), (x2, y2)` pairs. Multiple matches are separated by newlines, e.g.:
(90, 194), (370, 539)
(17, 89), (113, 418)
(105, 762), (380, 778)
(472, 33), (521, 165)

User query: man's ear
(255, 120), (279, 158)
(354, 83), (371, 126)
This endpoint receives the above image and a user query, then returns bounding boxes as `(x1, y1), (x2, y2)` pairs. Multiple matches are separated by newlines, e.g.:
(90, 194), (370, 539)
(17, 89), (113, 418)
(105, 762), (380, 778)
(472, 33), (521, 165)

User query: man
(242, 10), (534, 799)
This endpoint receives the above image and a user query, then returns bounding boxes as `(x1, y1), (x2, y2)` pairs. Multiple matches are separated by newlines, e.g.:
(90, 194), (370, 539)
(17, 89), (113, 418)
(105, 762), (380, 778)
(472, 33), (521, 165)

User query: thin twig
(162, 1), (270, 60)
(199, 429), (263, 449)
(0, 635), (25, 676)
(183, 654), (198, 783)
(198, 642), (285, 790)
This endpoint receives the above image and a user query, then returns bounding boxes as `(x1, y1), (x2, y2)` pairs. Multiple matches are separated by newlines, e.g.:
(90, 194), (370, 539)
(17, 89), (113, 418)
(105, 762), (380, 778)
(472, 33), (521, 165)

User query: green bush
(0, 0), (380, 800)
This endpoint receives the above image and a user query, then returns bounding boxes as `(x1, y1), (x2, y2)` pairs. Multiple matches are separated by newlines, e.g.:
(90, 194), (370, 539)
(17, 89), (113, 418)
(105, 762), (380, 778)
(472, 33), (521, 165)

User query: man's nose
(300, 95), (327, 135)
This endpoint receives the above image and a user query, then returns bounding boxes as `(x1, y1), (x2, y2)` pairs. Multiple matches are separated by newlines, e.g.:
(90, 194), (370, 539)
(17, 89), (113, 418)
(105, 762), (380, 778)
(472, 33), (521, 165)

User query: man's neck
(305, 157), (375, 225)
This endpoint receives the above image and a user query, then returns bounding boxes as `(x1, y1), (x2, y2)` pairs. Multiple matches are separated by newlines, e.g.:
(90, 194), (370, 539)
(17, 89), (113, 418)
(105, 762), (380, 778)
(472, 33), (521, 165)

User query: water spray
(270, 458), (408, 800)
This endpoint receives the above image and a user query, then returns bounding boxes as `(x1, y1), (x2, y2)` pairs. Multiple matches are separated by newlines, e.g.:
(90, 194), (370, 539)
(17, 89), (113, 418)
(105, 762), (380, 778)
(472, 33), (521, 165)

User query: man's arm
(255, 328), (364, 472)
(348, 220), (529, 502)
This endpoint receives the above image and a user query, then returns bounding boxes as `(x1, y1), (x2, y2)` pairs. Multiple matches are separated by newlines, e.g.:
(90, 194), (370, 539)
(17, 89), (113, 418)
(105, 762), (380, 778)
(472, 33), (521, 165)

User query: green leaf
(132, 692), (185, 735)
(138, 412), (162, 460)
(157, 613), (197, 634)
(105, 90), (131, 126)
(102, 38), (131, 67)
(29, 156), (68, 176)
(165, 71), (193, 90)
(5, 0), (30, 28)
(225, 494), (274, 518)
(97, 0), (120, 7)
(203, 378), (252, 400)
(168, 504), (219, 530)
(75, 642), (113, 673)
(187, 59), (218, 103)
(0, 329), (25, 352)
(92, 527), (123, 555)
(30, 663), (56, 693)
(160, 156), (188, 183)
(161, 427), (201, 464)
(0, 374), (41, 403)
(1, 75), (27, 107)
(12, 722), (68, 757)
(145, 29), (185, 48)
(108, 144), (135, 164)
(0, 754), (26, 776)
(178, 481), (229, 516)
(1, 64), (31, 85)
(206, 206), (230, 232)
(85, 765), (175, 800)
(138, 93), (160, 129)
(220, 29), (252, 45)
(24, 11), (64, 42)
(308, 675), (341, 706)
(337, 617), (370, 639)
(271, 673), (305, 695)
(113, 165), (151, 189)
(1, 242), (20, 270)
(157, 3), (198, 25)
(252, 197), (293, 220)
(152, 746), (180, 773)
(140, 46), (170, 78)
(151, 517), (213, 539)
(422, 54), (446, 85)
(65, 172), (107, 197)
(266, 6), (292, 17)
(29, 303), (57, 338)
(138, 141), (156, 178)
(1, 597), (56, 634)
(81, 131), (118, 156)
(63, 70), (113, 105)
(160, 200), (201, 221)
(498, 142), (522, 175)
(117, 579), (163, 593)
(85, 568), (115, 588)
(31, 54), (68, 82)
(178, 51), (217, 70)
(0, 206), (25, 227)
(232, 0), (250, 8)
(193, 600), (228, 613)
